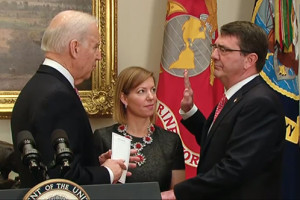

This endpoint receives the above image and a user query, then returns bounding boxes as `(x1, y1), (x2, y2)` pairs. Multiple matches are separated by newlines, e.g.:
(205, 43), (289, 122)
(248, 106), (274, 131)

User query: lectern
(0, 180), (161, 200)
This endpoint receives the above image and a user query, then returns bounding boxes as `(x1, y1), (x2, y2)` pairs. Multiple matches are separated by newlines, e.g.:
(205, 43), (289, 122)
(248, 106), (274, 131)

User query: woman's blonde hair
(113, 66), (156, 124)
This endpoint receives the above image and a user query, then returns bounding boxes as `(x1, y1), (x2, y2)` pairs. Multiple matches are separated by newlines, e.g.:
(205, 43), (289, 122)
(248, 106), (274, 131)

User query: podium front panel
(0, 182), (161, 199)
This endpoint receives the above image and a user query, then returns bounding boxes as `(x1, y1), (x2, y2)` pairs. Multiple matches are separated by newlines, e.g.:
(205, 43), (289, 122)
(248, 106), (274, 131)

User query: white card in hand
(111, 132), (131, 183)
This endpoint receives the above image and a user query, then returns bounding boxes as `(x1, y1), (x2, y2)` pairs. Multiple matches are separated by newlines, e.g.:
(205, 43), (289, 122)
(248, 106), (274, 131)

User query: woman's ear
(120, 92), (128, 108)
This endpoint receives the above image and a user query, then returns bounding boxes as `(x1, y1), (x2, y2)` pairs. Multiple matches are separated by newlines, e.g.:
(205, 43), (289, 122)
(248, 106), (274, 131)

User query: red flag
(156, 0), (223, 178)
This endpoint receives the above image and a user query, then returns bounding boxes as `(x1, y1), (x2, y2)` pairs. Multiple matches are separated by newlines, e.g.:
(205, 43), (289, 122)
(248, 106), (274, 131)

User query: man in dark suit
(161, 21), (286, 199)
(11, 10), (130, 188)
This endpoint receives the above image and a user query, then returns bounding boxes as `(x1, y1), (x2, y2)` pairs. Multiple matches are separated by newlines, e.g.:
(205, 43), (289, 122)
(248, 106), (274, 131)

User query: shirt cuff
(103, 166), (114, 184)
(179, 104), (198, 120)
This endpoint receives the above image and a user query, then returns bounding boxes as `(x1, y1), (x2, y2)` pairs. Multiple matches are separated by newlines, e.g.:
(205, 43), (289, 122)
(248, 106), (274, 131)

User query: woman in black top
(94, 66), (185, 191)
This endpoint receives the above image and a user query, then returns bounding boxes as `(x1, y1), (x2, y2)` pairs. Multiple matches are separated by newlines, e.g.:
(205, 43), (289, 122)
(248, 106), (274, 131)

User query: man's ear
(244, 53), (258, 70)
(70, 39), (79, 58)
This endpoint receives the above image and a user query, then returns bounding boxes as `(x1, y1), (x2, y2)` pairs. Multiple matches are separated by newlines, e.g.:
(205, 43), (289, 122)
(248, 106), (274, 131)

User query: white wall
(0, 0), (286, 143)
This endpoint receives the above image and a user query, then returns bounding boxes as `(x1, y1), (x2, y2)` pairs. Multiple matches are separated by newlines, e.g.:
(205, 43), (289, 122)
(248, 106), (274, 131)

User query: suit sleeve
(181, 109), (207, 145)
(93, 128), (111, 158)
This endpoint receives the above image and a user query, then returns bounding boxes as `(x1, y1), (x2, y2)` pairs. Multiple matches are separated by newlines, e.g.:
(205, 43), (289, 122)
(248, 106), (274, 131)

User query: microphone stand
(29, 161), (49, 183)
(60, 158), (71, 177)
(40, 162), (50, 181)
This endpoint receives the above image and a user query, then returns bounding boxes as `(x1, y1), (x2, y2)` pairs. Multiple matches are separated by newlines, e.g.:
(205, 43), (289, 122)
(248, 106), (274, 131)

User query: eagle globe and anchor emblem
(161, 13), (215, 78)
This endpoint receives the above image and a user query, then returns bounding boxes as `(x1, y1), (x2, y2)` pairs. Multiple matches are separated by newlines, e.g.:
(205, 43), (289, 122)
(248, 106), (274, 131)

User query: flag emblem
(161, 15), (213, 78)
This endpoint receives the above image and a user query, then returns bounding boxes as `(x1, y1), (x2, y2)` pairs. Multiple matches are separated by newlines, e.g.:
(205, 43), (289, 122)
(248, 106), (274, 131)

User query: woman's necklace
(117, 124), (155, 166)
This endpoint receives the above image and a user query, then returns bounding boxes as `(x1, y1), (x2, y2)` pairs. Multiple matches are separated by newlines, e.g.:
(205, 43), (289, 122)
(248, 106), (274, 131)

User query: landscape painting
(0, 0), (91, 91)
(0, 0), (118, 118)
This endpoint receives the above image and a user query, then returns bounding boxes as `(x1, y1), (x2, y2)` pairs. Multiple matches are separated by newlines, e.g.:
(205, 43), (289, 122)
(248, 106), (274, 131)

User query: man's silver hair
(41, 10), (97, 53)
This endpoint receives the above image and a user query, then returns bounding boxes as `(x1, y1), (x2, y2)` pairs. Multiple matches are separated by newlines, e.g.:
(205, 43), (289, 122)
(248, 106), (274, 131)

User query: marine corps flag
(156, 0), (223, 178)
(252, 0), (300, 198)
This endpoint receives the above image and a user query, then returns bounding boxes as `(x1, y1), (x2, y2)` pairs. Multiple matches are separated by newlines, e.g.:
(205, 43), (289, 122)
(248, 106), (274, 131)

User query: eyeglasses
(211, 44), (251, 54)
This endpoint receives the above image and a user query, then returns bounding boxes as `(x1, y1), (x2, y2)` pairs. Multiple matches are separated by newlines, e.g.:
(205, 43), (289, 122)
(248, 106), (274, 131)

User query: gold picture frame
(0, 0), (117, 119)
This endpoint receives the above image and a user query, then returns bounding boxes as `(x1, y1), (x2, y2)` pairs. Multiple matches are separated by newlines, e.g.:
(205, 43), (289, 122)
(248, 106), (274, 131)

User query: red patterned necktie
(213, 94), (227, 122)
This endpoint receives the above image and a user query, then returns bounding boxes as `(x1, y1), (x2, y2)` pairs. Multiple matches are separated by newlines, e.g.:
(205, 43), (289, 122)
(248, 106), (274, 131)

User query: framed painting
(0, 0), (117, 119)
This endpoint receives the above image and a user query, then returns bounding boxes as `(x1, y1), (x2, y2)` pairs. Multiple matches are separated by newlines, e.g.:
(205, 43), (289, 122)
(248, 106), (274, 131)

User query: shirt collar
(225, 74), (259, 100)
(43, 58), (75, 88)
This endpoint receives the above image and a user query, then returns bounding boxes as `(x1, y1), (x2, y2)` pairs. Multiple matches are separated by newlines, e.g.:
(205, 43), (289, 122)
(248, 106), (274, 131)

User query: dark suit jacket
(11, 65), (110, 188)
(174, 76), (285, 199)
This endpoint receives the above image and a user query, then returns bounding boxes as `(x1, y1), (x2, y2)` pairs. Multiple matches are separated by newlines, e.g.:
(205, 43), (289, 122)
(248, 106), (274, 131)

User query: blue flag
(252, 0), (300, 199)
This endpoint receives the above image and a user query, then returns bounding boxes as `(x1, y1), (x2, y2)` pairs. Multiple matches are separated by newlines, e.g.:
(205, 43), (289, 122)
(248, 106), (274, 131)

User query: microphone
(51, 129), (74, 176)
(16, 130), (41, 172)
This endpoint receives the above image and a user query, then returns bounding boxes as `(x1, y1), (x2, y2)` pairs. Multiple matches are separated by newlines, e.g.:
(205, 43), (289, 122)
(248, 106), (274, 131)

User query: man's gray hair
(41, 10), (97, 53)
